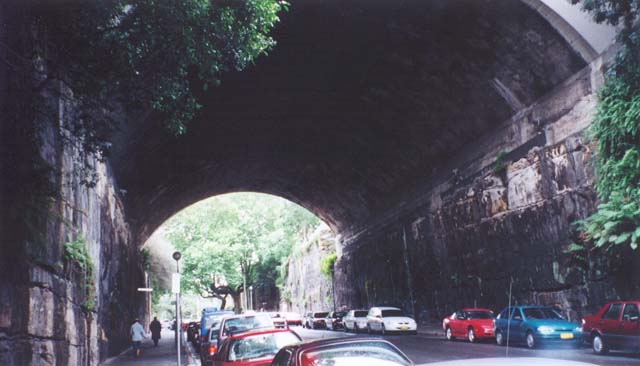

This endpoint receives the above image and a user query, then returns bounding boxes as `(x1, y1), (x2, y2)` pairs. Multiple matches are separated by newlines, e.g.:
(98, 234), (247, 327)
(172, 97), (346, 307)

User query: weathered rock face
(281, 225), (336, 313)
(0, 8), (145, 365)
(335, 50), (637, 322)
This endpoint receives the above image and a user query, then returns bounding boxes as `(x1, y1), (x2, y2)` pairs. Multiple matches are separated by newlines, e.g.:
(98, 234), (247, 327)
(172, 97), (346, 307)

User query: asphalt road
(293, 327), (640, 366)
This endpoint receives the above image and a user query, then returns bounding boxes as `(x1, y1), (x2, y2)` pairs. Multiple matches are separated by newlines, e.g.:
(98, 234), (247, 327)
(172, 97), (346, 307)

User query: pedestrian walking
(130, 318), (146, 357)
(150, 316), (162, 347)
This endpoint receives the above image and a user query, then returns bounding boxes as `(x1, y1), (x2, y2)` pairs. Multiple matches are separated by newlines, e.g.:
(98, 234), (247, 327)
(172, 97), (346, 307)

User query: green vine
(569, 1), (640, 261)
(64, 237), (96, 311)
(493, 149), (508, 174)
(320, 252), (337, 279)
(141, 247), (151, 271)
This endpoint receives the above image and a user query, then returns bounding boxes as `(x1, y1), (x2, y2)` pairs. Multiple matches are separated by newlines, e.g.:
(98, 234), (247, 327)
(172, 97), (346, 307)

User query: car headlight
(537, 326), (554, 335)
(574, 326), (582, 332)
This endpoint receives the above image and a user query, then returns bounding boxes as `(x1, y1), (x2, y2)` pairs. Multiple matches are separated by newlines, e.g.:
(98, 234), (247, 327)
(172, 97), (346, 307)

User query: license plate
(560, 333), (574, 339)
(399, 326), (409, 330)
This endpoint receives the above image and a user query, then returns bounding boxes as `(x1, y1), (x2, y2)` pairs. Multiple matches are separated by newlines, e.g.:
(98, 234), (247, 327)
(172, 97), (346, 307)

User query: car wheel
(445, 327), (454, 341)
(592, 334), (609, 355)
(467, 327), (476, 343)
(526, 331), (536, 349)
(495, 330), (505, 346)
(381, 324), (386, 335)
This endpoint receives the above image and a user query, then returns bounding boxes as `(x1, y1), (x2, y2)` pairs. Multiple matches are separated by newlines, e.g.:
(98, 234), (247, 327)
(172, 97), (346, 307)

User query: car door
(509, 308), (524, 342)
(344, 311), (353, 329)
(451, 311), (465, 337)
(600, 303), (623, 348)
(620, 303), (640, 349)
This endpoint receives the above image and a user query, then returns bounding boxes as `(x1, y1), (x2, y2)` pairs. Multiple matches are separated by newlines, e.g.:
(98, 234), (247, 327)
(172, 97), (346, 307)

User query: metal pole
(176, 260), (181, 366)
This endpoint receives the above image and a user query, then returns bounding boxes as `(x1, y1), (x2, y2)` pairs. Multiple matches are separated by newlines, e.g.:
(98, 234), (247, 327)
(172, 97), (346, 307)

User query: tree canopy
(163, 193), (319, 311)
(28, 0), (287, 156)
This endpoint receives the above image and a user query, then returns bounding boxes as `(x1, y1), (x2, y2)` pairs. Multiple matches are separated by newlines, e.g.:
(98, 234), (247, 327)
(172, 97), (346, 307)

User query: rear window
(467, 311), (493, 319)
(299, 341), (411, 366)
(381, 309), (404, 317)
(354, 311), (368, 317)
(314, 312), (329, 318)
(224, 315), (274, 335)
(523, 308), (564, 320)
(227, 331), (300, 362)
(603, 304), (623, 320)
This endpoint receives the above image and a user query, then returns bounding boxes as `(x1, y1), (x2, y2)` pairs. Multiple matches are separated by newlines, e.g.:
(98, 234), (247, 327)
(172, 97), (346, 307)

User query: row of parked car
(189, 309), (414, 366)
(303, 306), (418, 334)
(441, 301), (640, 355)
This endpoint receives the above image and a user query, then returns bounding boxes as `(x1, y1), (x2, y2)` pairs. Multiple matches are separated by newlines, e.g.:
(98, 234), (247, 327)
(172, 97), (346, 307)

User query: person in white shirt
(130, 318), (147, 357)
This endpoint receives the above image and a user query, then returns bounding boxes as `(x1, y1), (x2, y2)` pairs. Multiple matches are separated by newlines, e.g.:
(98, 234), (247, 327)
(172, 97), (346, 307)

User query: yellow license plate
(560, 333), (574, 339)
(399, 326), (409, 330)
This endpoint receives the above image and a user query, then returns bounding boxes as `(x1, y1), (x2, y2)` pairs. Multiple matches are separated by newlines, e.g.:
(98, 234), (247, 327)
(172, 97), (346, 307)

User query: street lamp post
(172, 251), (182, 366)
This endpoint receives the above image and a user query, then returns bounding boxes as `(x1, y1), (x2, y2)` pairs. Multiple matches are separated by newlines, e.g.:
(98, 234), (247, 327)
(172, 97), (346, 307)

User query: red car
(582, 301), (640, 354)
(442, 308), (494, 343)
(211, 328), (301, 366)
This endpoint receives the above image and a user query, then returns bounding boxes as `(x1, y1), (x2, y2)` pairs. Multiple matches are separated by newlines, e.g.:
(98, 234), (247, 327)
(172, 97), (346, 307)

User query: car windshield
(334, 312), (346, 317)
(300, 341), (411, 366)
(226, 331), (300, 362)
(354, 311), (368, 317)
(208, 322), (222, 341)
(314, 312), (329, 318)
(203, 314), (226, 330)
(523, 308), (564, 320)
(224, 315), (274, 335)
(467, 311), (493, 319)
(381, 310), (404, 317)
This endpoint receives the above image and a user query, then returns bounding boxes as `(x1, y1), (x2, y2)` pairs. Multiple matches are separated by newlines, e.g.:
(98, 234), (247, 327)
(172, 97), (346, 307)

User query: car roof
(374, 306), (401, 310)
(280, 337), (412, 363)
(462, 308), (493, 312)
(228, 327), (298, 340)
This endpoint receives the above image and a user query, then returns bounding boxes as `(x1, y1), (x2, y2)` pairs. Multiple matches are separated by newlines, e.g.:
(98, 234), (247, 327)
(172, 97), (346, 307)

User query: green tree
(27, 0), (287, 156)
(569, 1), (640, 259)
(164, 193), (319, 312)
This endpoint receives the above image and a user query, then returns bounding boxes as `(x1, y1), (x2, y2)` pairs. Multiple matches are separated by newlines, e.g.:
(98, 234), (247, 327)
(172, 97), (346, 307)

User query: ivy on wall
(570, 1), (640, 259)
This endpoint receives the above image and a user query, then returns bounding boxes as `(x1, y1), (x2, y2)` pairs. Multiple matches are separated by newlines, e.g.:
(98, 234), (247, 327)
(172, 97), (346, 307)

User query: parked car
(442, 308), (494, 343)
(494, 306), (582, 349)
(211, 328), (301, 366)
(272, 337), (413, 366)
(366, 307), (417, 335)
(269, 312), (288, 329)
(201, 310), (234, 340)
(325, 311), (347, 331)
(282, 312), (303, 327)
(343, 309), (369, 333)
(582, 301), (640, 354)
(201, 320), (224, 366)
(202, 313), (275, 365)
(187, 321), (200, 342)
(304, 311), (329, 329)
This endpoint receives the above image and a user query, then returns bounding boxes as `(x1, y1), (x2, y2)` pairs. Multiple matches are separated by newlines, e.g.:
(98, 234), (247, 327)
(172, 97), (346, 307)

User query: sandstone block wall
(335, 48), (635, 323)
(0, 8), (146, 364)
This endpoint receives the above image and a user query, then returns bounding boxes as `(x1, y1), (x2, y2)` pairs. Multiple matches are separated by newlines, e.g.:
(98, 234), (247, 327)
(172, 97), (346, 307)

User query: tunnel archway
(110, 0), (596, 248)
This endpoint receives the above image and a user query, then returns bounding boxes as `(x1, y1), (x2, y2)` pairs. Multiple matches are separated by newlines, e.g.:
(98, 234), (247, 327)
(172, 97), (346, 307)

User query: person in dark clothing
(150, 316), (162, 347)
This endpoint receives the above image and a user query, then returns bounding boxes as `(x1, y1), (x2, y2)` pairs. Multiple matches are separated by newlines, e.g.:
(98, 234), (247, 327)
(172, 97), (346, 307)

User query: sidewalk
(101, 329), (198, 366)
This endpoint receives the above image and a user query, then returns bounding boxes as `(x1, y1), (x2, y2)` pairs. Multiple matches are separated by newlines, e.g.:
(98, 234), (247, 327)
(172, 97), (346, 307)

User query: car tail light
(208, 344), (217, 356)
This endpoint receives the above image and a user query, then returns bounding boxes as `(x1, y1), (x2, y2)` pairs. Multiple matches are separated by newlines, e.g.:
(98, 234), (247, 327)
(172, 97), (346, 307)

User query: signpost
(172, 251), (182, 366)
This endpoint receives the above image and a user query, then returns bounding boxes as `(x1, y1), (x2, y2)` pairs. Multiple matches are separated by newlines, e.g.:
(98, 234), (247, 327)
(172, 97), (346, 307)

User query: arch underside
(111, 0), (591, 243)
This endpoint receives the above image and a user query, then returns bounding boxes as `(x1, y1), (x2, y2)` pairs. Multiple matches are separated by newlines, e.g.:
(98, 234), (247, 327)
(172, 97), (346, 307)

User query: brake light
(208, 344), (217, 356)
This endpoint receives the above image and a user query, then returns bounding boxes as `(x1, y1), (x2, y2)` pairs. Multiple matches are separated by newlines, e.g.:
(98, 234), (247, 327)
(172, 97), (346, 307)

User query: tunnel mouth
(143, 192), (332, 311)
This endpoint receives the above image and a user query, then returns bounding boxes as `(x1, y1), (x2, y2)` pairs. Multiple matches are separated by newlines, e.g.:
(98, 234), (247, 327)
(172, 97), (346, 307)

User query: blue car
(200, 309), (234, 339)
(494, 306), (582, 348)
